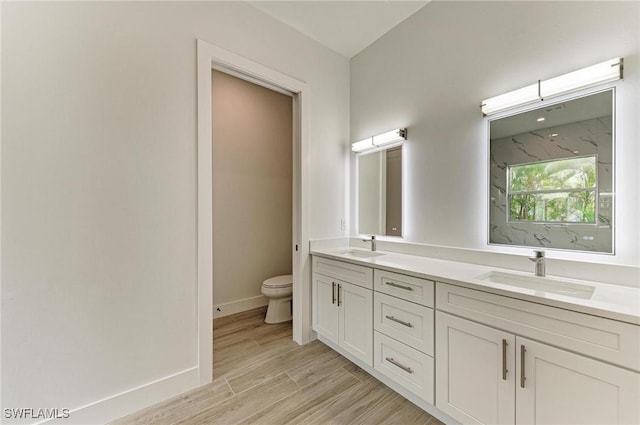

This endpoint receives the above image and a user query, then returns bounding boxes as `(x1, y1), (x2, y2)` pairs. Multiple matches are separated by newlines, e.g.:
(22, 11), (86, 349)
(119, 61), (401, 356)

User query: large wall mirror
(489, 89), (614, 253)
(358, 146), (402, 237)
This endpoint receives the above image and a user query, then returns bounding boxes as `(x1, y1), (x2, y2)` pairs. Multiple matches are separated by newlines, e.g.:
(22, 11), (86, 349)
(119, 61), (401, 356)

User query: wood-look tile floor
(111, 307), (444, 425)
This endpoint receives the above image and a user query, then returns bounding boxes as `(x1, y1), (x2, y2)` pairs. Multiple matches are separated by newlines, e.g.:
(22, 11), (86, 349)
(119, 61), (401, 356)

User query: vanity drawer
(436, 282), (640, 371)
(374, 292), (434, 355)
(374, 331), (434, 403)
(374, 269), (434, 307)
(313, 256), (373, 289)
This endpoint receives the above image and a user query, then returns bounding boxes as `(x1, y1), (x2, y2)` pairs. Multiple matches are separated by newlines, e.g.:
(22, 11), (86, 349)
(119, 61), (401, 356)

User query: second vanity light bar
(352, 128), (407, 153)
(481, 57), (623, 116)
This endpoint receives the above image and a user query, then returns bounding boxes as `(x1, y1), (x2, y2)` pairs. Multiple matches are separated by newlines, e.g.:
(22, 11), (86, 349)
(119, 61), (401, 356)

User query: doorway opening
(197, 39), (313, 386)
(211, 68), (294, 378)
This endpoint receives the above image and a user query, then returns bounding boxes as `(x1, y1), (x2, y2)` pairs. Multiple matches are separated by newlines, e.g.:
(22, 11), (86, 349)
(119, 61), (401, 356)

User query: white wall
(1, 2), (348, 422)
(212, 70), (292, 310)
(351, 1), (640, 266)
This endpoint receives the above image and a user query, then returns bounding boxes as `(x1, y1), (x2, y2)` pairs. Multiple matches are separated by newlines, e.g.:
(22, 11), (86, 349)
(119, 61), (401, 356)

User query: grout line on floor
(342, 366), (364, 382)
(285, 371), (302, 390)
(224, 376), (236, 396)
(231, 368), (288, 396)
(233, 372), (301, 424)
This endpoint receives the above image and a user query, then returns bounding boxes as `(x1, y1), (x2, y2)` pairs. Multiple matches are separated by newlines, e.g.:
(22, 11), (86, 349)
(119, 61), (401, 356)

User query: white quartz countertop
(311, 247), (640, 325)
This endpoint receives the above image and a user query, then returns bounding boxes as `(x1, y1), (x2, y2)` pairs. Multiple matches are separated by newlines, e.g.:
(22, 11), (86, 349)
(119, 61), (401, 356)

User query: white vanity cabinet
(373, 269), (436, 403)
(516, 337), (640, 425)
(436, 311), (515, 424)
(312, 256), (373, 365)
(311, 250), (640, 425)
(435, 282), (640, 425)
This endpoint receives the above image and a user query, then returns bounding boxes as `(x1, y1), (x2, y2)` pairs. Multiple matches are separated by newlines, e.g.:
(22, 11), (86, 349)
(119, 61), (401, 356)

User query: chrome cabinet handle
(385, 315), (413, 328)
(502, 339), (508, 380)
(337, 284), (341, 306)
(385, 281), (413, 291)
(385, 357), (413, 374)
(520, 345), (526, 388)
(332, 282), (336, 305)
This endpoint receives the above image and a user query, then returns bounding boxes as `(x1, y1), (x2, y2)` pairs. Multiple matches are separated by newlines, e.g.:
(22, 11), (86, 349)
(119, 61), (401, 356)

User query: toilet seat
(262, 275), (293, 289)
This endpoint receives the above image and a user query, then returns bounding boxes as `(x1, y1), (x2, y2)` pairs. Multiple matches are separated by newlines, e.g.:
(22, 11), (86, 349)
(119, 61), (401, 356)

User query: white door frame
(196, 39), (312, 385)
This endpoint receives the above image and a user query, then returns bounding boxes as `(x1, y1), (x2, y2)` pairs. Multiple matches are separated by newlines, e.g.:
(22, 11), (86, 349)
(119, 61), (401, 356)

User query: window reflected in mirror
(489, 90), (613, 253)
(508, 156), (597, 223)
(358, 146), (402, 237)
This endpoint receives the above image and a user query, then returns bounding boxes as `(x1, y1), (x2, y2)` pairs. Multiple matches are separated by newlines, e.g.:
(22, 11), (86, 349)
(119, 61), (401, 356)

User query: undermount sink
(476, 271), (595, 299)
(338, 249), (386, 259)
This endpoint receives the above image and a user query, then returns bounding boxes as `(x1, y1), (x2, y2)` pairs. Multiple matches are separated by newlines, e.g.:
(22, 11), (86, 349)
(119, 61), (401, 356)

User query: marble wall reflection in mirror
(489, 89), (614, 253)
(358, 146), (402, 237)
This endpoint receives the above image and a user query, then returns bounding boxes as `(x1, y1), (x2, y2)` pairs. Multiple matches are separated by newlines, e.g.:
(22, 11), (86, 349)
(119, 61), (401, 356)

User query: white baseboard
(213, 295), (269, 319)
(39, 367), (199, 425)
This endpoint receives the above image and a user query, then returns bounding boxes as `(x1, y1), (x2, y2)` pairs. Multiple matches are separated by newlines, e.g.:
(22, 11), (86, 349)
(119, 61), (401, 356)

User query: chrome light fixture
(373, 128), (407, 146)
(481, 58), (623, 116)
(352, 128), (406, 153)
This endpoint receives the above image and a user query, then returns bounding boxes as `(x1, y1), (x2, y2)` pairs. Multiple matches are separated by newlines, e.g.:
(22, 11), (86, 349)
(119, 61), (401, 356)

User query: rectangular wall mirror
(358, 146), (402, 237)
(489, 89), (614, 253)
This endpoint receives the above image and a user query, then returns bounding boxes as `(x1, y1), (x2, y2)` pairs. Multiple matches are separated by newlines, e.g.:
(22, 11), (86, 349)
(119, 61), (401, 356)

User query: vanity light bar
(352, 128), (407, 152)
(481, 84), (539, 116)
(373, 128), (407, 146)
(541, 58), (623, 98)
(352, 137), (374, 152)
(481, 57), (623, 116)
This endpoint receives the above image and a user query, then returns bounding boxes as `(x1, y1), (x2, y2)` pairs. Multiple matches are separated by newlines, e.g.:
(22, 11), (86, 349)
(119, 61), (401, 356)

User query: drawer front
(374, 331), (434, 403)
(374, 269), (434, 307)
(313, 256), (373, 289)
(437, 282), (640, 371)
(374, 292), (434, 355)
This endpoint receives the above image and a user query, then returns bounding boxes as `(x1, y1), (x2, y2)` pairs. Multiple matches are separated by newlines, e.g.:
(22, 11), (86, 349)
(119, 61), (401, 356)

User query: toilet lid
(263, 274), (293, 288)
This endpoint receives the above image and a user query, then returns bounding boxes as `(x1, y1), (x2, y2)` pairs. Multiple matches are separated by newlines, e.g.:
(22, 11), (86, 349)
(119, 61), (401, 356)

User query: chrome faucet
(362, 235), (377, 252)
(529, 250), (545, 277)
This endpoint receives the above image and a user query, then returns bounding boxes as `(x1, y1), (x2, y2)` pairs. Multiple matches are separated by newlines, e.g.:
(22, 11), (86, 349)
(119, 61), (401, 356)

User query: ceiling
(249, 1), (430, 58)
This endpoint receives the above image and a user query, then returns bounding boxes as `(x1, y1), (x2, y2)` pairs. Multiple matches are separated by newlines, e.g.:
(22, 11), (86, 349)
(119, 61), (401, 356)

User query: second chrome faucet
(529, 250), (545, 277)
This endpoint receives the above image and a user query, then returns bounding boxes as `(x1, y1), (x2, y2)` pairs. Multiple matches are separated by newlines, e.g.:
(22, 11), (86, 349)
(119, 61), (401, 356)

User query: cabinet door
(312, 273), (338, 344)
(516, 337), (640, 425)
(436, 311), (516, 425)
(338, 281), (373, 365)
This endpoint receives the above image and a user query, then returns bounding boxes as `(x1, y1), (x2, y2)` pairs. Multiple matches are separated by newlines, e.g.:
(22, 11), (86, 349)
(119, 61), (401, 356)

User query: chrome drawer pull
(385, 315), (413, 328)
(502, 339), (508, 380)
(385, 357), (414, 374)
(520, 345), (526, 388)
(385, 281), (413, 291)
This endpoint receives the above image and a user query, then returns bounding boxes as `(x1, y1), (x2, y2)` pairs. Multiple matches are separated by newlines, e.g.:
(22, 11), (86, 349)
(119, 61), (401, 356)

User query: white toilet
(261, 274), (293, 324)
